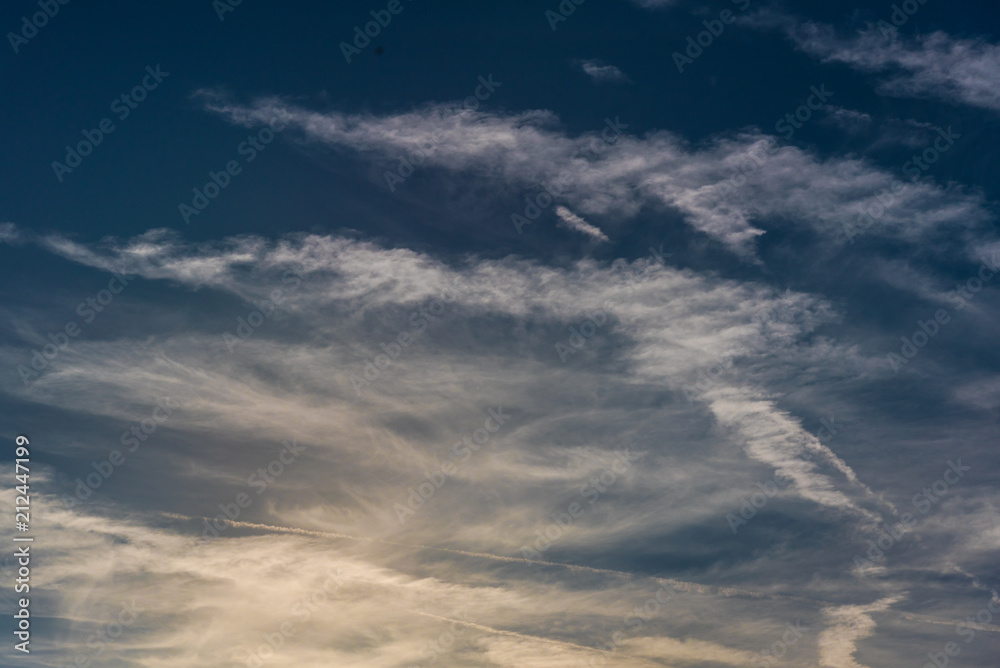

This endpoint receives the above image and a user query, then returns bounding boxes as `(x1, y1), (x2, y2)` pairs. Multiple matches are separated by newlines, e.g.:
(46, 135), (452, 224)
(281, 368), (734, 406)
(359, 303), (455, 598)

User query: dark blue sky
(2, 0), (997, 246)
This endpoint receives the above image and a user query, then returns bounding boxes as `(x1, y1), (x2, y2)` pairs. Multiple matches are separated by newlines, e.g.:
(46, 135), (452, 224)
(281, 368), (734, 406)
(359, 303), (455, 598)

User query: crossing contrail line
(413, 610), (607, 655)
(160, 513), (797, 596)
(158, 512), (993, 631)
(900, 612), (1000, 634)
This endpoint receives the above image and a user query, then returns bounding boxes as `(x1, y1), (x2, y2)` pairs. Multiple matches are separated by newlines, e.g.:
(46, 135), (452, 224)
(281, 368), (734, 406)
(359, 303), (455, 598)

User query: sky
(1, 0), (1000, 666)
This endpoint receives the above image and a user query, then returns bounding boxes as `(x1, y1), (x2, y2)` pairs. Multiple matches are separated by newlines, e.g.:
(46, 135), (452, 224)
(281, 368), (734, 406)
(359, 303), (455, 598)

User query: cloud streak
(754, 13), (1000, 113)
(199, 96), (991, 258)
(576, 59), (631, 83)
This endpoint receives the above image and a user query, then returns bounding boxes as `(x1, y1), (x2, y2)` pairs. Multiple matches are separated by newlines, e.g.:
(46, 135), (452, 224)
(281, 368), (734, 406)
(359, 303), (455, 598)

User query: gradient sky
(2, 1), (1000, 666)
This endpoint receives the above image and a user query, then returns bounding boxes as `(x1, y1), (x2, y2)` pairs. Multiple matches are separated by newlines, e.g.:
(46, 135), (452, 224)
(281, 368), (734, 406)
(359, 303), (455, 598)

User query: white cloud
(818, 596), (902, 668)
(0, 471), (845, 667)
(199, 96), (991, 258)
(706, 387), (884, 523)
(576, 59), (631, 83)
(755, 14), (1000, 113)
(554, 206), (610, 241)
(19, 230), (891, 529)
(3, 223), (994, 665)
(622, 635), (754, 664)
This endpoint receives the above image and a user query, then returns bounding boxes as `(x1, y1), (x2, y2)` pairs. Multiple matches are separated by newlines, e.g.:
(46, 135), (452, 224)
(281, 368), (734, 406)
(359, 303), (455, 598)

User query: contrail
(162, 512), (640, 575)
(413, 610), (607, 656)
(158, 512), (990, 630)
(159, 512), (821, 603)
(900, 613), (1000, 634)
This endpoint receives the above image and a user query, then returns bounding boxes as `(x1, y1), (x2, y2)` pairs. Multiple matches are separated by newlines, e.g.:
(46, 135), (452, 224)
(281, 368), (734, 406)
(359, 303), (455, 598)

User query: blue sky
(2, 1), (1000, 666)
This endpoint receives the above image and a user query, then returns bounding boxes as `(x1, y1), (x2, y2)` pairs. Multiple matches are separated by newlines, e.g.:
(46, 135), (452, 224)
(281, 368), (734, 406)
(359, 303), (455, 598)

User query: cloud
(630, 0), (678, 7)
(0, 470), (853, 667)
(622, 635), (754, 664)
(0, 222), (19, 245)
(0, 482), (573, 667)
(554, 206), (610, 241)
(4, 215), (998, 665)
(576, 58), (631, 83)
(14, 229), (893, 533)
(753, 13), (1000, 113)
(823, 107), (874, 134)
(706, 386), (885, 524)
(198, 95), (992, 258)
(818, 596), (902, 668)
(6, 6), (1000, 667)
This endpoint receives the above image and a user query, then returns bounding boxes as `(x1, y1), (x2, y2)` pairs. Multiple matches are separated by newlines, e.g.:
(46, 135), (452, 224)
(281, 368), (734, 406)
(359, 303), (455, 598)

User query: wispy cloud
(818, 596), (902, 668)
(10, 230), (897, 532)
(199, 96), (991, 258)
(575, 58), (631, 83)
(554, 205), (610, 241)
(630, 0), (679, 8)
(0, 222), (19, 244)
(752, 13), (1000, 113)
(6, 2), (1000, 666)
